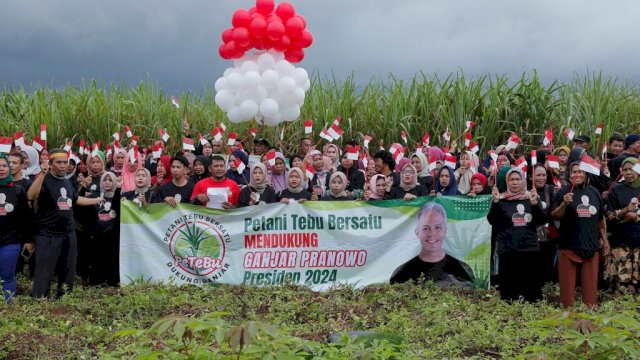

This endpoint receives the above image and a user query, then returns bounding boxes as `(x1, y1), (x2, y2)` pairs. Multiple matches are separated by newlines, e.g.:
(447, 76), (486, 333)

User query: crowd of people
(1, 123), (639, 310)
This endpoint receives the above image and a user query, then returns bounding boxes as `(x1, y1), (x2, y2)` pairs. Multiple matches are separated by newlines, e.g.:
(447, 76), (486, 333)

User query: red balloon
(266, 21), (285, 41)
(221, 28), (234, 43)
(275, 2), (296, 20)
(231, 9), (251, 28)
(218, 43), (229, 59)
(298, 15), (307, 28)
(266, 14), (281, 23)
(251, 13), (265, 20)
(249, 17), (268, 38)
(225, 40), (244, 59)
(285, 48), (304, 63)
(256, 0), (275, 16)
(274, 35), (291, 52)
(285, 16), (304, 38)
(294, 30), (313, 48)
(232, 27), (251, 47)
(248, 6), (257, 15)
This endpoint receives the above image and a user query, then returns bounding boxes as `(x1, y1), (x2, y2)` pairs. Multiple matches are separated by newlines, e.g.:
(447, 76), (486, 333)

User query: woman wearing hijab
(604, 157), (640, 295)
(388, 164), (428, 200)
(565, 147), (611, 193)
(531, 163), (559, 284)
(364, 174), (387, 201)
(411, 151), (433, 190)
(468, 173), (489, 196)
(432, 166), (459, 196)
(238, 163), (276, 207)
(151, 155), (171, 189)
(268, 152), (288, 194)
(65, 156), (79, 188)
(278, 167), (312, 203)
(321, 172), (355, 201)
(551, 162), (609, 309)
(121, 149), (144, 193)
(110, 149), (127, 177)
(189, 155), (210, 184)
(20, 146), (41, 181)
(325, 152), (365, 197)
(288, 154), (310, 191)
(227, 150), (250, 187)
(487, 167), (547, 302)
(0, 153), (34, 303)
(122, 168), (153, 206)
(427, 147), (445, 167)
(323, 143), (340, 169)
(456, 151), (480, 195)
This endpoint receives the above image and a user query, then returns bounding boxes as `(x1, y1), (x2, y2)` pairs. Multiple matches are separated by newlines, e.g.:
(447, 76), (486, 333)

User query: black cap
(253, 138), (271, 148)
(573, 135), (591, 143)
(625, 134), (640, 149)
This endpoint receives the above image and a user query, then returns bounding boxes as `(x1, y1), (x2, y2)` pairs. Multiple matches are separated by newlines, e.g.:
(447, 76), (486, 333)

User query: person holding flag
(238, 163), (277, 207)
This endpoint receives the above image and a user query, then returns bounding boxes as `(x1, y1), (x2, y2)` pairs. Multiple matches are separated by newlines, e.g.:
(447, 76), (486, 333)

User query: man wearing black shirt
(152, 154), (194, 207)
(373, 150), (400, 187)
(9, 152), (32, 191)
(391, 202), (474, 285)
(609, 134), (640, 181)
(27, 149), (104, 298)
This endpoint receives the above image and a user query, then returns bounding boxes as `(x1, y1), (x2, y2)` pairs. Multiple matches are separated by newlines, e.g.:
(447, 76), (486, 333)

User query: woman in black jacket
(487, 167), (547, 301)
(387, 164), (428, 200)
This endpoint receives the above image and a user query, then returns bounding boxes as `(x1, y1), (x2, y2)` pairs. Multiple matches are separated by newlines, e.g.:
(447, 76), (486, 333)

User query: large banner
(120, 196), (492, 290)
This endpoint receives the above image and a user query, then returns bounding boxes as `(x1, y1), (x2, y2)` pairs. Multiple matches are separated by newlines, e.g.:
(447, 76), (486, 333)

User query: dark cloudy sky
(1, 0), (638, 93)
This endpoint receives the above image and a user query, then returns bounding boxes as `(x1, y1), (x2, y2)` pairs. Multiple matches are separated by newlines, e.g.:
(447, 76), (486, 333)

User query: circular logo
(168, 218), (226, 277)
(175, 194), (182, 203)
(4, 203), (14, 213)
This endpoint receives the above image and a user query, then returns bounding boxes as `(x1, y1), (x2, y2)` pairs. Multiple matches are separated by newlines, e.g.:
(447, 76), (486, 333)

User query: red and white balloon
(215, 0), (313, 126)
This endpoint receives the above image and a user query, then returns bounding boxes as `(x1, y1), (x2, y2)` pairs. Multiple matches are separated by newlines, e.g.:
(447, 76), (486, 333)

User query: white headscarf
(21, 146), (41, 177)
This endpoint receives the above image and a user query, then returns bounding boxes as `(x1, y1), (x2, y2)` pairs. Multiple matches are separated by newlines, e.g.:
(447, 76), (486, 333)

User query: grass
(2, 275), (640, 359)
(1, 71), (639, 156)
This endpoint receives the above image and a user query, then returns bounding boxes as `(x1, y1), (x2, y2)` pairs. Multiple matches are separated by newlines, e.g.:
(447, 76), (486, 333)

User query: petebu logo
(167, 216), (227, 277)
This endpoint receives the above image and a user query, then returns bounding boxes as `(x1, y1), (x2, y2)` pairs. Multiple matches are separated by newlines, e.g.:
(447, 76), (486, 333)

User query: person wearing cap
(572, 135), (591, 150)
(27, 149), (104, 298)
(191, 154), (240, 209)
(609, 134), (640, 181)
(253, 139), (270, 156)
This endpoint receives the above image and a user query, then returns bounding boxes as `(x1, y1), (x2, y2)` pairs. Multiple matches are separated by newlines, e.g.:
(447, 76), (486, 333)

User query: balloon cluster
(215, 51), (310, 125)
(218, 0), (313, 63)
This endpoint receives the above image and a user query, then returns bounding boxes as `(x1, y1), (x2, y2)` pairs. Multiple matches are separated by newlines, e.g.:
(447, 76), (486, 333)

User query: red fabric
(558, 249), (599, 309)
(151, 155), (172, 186)
(191, 177), (240, 206)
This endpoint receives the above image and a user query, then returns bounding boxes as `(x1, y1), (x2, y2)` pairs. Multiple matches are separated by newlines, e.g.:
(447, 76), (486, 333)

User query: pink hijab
(121, 149), (143, 192)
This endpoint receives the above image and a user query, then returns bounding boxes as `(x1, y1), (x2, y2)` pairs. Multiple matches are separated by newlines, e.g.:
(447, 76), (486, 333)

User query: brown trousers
(558, 249), (599, 308)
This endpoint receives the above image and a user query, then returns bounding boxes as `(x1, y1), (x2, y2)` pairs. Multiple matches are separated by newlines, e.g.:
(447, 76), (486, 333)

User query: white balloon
(234, 89), (253, 105)
(257, 53), (276, 72)
(214, 77), (227, 92)
(280, 105), (301, 122)
(243, 71), (261, 88)
(239, 100), (259, 119)
(226, 72), (244, 91)
(214, 90), (235, 112)
(302, 79), (311, 91)
(292, 68), (309, 85)
(252, 86), (268, 103)
(227, 106), (244, 123)
(263, 116), (279, 126)
(240, 60), (259, 74)
(259, 99), (279, 117)
(278, 76), (297, 94)
(268, 49), (285, 62)
(274, 60), (295, 77)
(291, 87), (306, 105)
(223, 67), (234, 77)
(261, 70), (279, 90)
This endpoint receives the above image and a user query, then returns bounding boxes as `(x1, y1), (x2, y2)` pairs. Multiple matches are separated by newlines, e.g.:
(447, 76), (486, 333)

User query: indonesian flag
(159, 129), (170, 142)
(552, 174), (561, 188)
(488, 150), (498, 163)
(579, 153), (600, 175)
(464, 132), (472, 148)
(170, 96), (180, 109)
(69, 151), (80, 164)
(515, 156), (528, 175)
(469, 142), (479, 154)
(547, 155), (560, 169)
(422, 132), (430, 147)
(113, 140), (120, 151)
(152, 144), (162, 159)
(428, 157), (438, 171)
(249, 128), (257, 138)
(346, 145), (360, 160)
(125, 125), (133, 138)
(211, 128), (223, 141)
(233, 157), (246, 174)
(13, 132), (25, 148)
(91, 144), (99, 157)
(219, 122), (227, 132)
(113, 131), (121, 141)
(305, 163), (316, 179)
(0, 137), (12, 153)
(444, 154), (457, 169)
(332, 116), (342, 127)
(199, 133), (209, 146)
(401, 131), (407, 144)
(227, 132), (239, 146)
(465, 120), (476, 132)
(266, 151), (276, 166)
(506, 133), (520, 150)
(182, 137), (195, 151)
(85, 146), (91, 155)
(78, 140), (86, 155)
(531, 150), (537, 166)
(327, 124), (343, 140)
(595, 122), (603, 135)
(105, 145), (112, 158)
(131, 136), (138, 146)
(602, 144), (608, 159)
(319, 129), (333, 142)
(564, 128), (575, 140)
(237, 142), (244, 151)
(304, 120), (313, 134)
(632, 162), (640, 175)
(543, 128), (553, 146)
(389, 143), (405, 163)
(360, 152), (368, 168)
(442, 130), (451, 142)
(32, 137), (45, 152)
(128, 146), (139, 163)
(40, 124), (47, 141)
(63, 141), (72, 152)
(363, 135), (372, 149)
(279, 128), (284, 141)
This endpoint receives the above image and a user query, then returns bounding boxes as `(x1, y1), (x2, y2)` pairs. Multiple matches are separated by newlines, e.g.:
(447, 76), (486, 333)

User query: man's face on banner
(415, 211), (447, 253)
